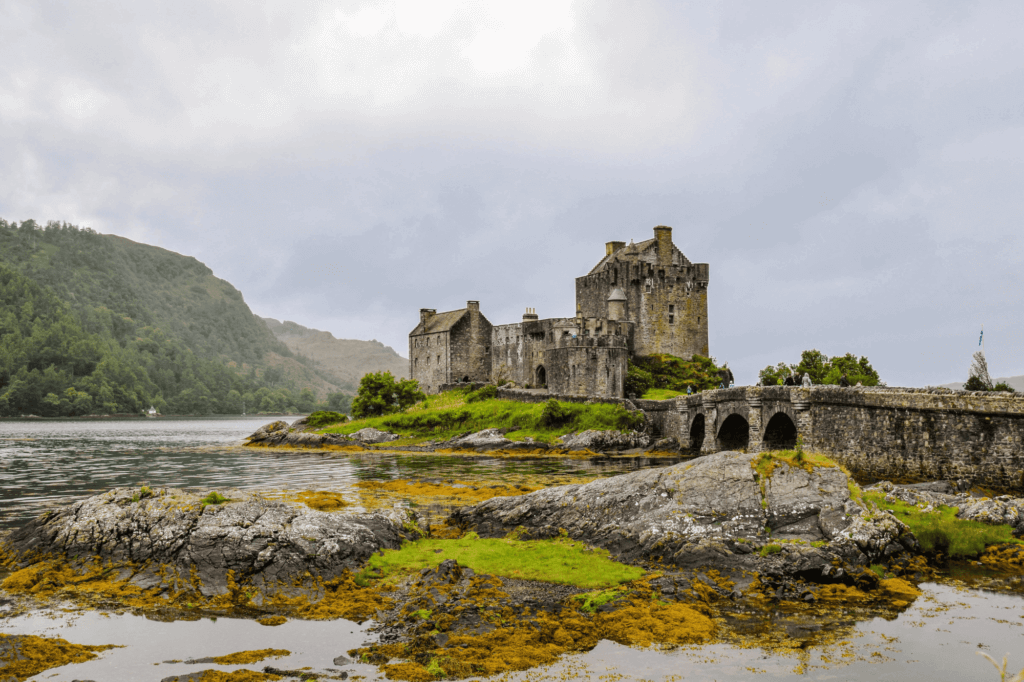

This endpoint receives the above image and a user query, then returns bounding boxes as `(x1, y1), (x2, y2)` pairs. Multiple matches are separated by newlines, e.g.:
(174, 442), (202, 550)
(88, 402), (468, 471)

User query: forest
(0, 219), (349, 416)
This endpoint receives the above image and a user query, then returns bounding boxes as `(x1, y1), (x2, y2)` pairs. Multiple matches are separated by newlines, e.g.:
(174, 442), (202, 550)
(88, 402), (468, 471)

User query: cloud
(1, 0), (1023, 386)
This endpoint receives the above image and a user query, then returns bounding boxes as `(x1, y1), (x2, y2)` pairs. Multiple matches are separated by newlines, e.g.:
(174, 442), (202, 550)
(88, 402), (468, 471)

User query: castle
(409, 226), (709, 398)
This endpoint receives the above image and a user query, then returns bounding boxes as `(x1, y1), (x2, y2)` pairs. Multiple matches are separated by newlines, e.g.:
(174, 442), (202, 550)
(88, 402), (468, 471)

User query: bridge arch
(689, 413), (705, 452)
(717, 413), (750, 452)
(762, 412), (798, 451)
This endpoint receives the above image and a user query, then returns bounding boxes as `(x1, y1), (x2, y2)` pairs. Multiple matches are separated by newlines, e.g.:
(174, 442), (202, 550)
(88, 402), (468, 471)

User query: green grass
(573, 587), (630, 612)
(200, 491), (230, 507)
(321, 391), (644, 444)
(641, 388), (687, 400)
(364, 532), (644, 589)
(866, 491), (1024, 558)
(759, 544), (782, 557)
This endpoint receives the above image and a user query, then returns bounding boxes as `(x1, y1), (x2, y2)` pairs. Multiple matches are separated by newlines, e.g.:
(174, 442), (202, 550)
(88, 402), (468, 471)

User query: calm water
(0, 417), (1022, 682)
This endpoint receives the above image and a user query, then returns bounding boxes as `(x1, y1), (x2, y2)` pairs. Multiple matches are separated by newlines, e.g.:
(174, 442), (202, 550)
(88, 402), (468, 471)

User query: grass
(641, 388), (687, 400)
(866, 491), (1024, 558)
(320, 390), (644, 445)
(759, 544), (782, 557)
(573, 587), (630, 612)
(364, 532), (644, 589)
(199, 491), (230, 507)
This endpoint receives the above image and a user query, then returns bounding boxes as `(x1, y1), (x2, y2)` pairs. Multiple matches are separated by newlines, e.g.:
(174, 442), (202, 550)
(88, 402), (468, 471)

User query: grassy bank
(319, 390), (644, 445)
(363, 532), (644, 589)
(865, 492), (1023, 558)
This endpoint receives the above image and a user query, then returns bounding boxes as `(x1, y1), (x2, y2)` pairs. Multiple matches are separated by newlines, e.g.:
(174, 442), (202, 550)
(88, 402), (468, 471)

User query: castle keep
(409, 226), (709, 397)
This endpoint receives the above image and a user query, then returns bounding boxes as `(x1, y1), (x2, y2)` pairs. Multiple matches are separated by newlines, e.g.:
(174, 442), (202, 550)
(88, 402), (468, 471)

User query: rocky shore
(244, 418), (663, 455)
(4, 450), (1023, 681)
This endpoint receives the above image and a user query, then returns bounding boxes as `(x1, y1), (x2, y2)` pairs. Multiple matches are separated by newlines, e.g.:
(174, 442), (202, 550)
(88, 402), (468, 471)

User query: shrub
(466, 385), (498, 403)
(540, 399), (573, 428)
(624, 364), (653, 396)
(351, 371), (426, 418)
(615, 409), (647, 432)
(306, 410), (348, 428)
(200, 491), (230, 507)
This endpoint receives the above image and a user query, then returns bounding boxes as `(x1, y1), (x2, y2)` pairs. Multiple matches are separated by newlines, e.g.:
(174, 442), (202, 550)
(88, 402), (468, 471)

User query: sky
(2, 0), (1022, 387)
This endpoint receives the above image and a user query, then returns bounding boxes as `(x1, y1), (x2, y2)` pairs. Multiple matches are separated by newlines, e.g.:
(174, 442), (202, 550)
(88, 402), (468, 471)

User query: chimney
(654, 225), (672, 267)
(523, 307), (539, 321)
(605, 241), (625, 256)
(420, 308), (436, 324)
(467, 300), (480, 312)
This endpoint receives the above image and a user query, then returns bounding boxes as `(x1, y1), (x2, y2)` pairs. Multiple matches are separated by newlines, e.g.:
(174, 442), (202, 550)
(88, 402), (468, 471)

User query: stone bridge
(635, 386), (1024, 492)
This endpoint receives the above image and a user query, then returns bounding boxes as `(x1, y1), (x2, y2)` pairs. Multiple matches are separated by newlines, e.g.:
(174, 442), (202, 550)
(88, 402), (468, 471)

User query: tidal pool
(1, 417), (1022, 681)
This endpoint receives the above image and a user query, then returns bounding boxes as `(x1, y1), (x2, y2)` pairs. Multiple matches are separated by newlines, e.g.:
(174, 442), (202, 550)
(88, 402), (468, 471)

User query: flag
(979, 329), (983, 346)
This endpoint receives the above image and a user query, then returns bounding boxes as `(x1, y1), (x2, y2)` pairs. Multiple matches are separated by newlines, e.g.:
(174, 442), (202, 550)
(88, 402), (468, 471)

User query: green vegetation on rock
(365, 532), (643, 589)
(305, 410), (348, 428)
(628, 353), (728, 397)
(865, 492), (1022, 558)
(324, 390), (645, 444)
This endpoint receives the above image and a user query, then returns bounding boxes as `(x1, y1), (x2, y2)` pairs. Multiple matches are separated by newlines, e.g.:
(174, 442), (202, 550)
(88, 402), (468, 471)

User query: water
(0, 416), (674, 529)
(1, 417), (1022, 681)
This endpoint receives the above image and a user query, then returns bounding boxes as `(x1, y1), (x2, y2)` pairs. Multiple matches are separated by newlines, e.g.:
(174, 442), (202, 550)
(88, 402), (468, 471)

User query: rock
(3, 487), (412, 597)
(246, 420), (290, 445)
(650, 437), (682, 452)
(333, 654), (352, 665)
(447, 429), (512, 450)
(450, 451), (915, 581)
(349, 427), (400, 444)
(557, 429), (650, 452)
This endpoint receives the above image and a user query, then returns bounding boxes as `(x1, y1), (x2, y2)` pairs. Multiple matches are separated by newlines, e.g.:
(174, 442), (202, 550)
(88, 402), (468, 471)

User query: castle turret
(654, 225), (673, 267)
(607, 288), (626, 321)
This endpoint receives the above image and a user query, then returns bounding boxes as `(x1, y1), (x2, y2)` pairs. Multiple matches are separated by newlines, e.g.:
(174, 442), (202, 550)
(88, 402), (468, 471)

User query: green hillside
(0, 219), (346, 416)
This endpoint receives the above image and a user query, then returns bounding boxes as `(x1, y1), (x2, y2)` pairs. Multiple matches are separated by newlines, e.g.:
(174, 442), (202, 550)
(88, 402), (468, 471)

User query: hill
(0, 219), (346, 415)
(261, 317), (407, 389)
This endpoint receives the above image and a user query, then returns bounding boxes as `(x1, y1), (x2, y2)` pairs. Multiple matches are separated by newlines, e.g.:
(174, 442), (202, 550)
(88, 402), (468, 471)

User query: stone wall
(449, 302), (492, 384)
(408, 330), (450, 395)
(546, 336), (629, 398)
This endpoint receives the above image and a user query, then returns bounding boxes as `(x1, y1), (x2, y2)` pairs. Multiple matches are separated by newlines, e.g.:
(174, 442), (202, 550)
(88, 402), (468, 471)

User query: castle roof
(409, 309), (468, 336)
(587, 236), (692, 275)
(607, 287), (627, 301)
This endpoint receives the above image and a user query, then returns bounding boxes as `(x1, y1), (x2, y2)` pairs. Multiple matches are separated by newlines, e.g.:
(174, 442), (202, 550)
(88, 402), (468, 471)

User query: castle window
(669, 314), (674, 324)
(658, 269), (665, 280)
(437, 355), (441, 364)
(669, 304), (674, 313)
(613, 268), (618, 285)
(485, 346), (490, 353)
(645, 280), (652, 293)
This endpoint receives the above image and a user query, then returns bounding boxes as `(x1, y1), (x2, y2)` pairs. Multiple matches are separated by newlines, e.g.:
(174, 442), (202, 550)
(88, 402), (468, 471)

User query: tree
(323, 391), (352, 414)
(967, 351), (993, 390)
(351, 371), (425, 418)
(759, 350), (881, 387)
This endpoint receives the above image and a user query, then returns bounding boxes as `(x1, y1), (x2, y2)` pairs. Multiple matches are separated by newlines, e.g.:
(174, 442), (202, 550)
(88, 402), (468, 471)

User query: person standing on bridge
(784, 373), (795, 386)
(839, 373), (851, 387)
(802, 372), (812, 387)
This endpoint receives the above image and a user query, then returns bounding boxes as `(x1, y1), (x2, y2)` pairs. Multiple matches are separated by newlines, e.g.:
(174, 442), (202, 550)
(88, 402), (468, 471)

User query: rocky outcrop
(349, 427), (400, 444)
(451, 452), (917, 581)
(867, 480), (1024, 537)
(244, 421), (399, 449)
(1, 487), (412, 598)
(557, 429), (650, 452)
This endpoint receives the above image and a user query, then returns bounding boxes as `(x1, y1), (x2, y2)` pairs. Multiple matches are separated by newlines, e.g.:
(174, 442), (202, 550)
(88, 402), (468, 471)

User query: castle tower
(574, 226), (709, 359)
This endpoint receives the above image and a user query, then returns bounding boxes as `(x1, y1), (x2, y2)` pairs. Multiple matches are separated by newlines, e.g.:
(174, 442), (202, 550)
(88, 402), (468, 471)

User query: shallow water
(1, 417), (1022, 681)
(0, 416), (679, 529)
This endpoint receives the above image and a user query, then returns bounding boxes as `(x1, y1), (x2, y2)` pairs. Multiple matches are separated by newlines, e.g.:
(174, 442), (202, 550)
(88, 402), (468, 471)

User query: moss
(292, 490), (348, 512)
(170, 672), (282, 682)
(573, 587), (629, 613)
(256, 615), (288, 626)
(200, 491), (230, 507)
(366, 533), (643, 589)
(759, 544), (782, 557)
(209, 649), (290, 664)
(355, 480), (540, 510)
(0, 634), (118, 681)
(980, 543), (1024, 571)
(865, 491), (1023, 558)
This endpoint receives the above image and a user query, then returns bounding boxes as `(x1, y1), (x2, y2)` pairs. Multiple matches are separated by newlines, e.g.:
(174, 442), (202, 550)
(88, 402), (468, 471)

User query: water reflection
(0, 417), (684, 529)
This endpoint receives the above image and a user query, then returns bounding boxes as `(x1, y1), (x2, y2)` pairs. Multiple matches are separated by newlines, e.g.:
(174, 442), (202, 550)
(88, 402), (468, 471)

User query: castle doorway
(535, 365), (547, 387)
(762, 413), (797, 450)
(717, 414), (750, 452)
(689, 414), (705, 452)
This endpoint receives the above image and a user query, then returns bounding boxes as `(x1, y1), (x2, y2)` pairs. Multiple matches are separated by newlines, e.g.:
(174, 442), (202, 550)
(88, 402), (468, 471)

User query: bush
(306, 410), (348, 428)
(466, 385), (498, 403)
(200, 491), (229, 507)
(615, 409), (647, 432)
(540, 399), (573, 429)
(351, 371), (426, 419)
(625, 364), (653, 397)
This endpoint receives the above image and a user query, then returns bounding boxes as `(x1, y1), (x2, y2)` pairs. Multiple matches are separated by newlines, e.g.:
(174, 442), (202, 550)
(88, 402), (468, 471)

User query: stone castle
(409, 226), (709, 398)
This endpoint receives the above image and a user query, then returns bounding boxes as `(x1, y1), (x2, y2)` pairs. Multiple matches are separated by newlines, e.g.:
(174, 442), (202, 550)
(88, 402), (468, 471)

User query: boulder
(2, 487), (410, 598)
(557, 429), (650, 452)
(447, 429), (512, 450)
(450, 451), (915, 579)
(348, 428), (400, 444)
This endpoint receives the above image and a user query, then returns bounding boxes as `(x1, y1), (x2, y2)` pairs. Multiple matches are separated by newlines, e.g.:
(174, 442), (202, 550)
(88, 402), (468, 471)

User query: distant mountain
(0, 219), (345, 415)
(261, 317), (408, 390)
(938, 375), (1024, 391)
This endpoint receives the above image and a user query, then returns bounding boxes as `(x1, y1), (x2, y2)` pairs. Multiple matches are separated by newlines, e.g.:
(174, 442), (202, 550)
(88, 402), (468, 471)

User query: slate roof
(587, 237), (694, 275)
(409, 308), (468, 336)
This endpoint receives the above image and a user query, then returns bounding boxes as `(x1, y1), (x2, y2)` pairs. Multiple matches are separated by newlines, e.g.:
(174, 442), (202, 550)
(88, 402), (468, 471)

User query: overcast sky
(2, 1), (1022, 387)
